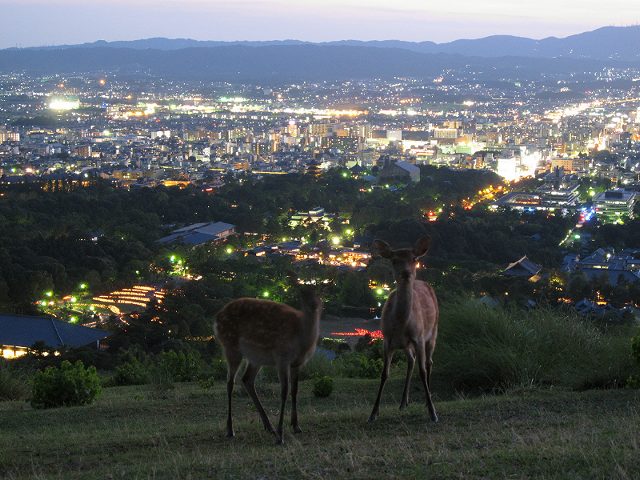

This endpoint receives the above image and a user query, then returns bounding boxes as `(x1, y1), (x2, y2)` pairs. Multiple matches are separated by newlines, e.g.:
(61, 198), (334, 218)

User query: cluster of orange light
(93, 285), (164, 310)
(425, 211), (438, 222)
(318, 251), (370, 269)
(330, 328), (384, 340)
(462, 185), (506, 210)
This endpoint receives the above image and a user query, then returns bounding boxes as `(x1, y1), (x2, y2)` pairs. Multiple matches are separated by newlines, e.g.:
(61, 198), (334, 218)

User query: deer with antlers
(214, 278), (323, 445)
(368, 236), (439, 423)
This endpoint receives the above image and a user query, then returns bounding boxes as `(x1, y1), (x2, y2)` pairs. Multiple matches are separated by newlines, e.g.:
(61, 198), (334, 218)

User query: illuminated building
(433, 128), (460, 139)
(536, 170), (581, 208)
(550, 158), (588, 173)
(593, 190), (637, 223)
(568, 248), (640, 286)
(0, 314), (109, 360)
(289, 207), (336, 229)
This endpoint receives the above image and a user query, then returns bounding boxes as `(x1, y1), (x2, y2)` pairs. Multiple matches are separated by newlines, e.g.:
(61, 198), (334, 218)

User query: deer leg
(400, 348), (416, 410)
(368, 343), (394, 423)
(425, 338), (436, 390)
(291, 366), (302, 433)
(276, 361), (290, 445)
(241, 362), (275, 435)
(225, 353), (242, 438)
(416, 342), (438, 423)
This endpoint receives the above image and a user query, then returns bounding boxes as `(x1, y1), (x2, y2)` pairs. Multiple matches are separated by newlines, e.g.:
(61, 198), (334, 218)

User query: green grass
(1, 377), (639, 479)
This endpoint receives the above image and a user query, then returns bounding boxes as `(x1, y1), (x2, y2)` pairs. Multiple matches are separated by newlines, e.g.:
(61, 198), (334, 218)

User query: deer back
(215, 298), (305, 353)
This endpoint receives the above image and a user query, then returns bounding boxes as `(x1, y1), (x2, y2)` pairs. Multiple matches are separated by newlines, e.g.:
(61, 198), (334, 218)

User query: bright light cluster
(48, 98), (80, 111)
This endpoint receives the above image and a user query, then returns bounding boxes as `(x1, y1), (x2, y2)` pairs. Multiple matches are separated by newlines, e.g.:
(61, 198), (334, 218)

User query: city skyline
(1, 0), (639, 49)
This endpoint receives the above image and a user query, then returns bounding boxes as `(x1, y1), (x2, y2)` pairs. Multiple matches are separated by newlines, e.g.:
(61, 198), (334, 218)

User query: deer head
(371, 236), (431, 284)
(286, 270), (325, 313)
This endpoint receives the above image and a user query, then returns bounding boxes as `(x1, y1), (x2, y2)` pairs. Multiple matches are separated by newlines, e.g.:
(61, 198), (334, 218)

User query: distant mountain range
(10, 26), (640, 61)
(1, 26), (639, 82)
(0, 45), (629, 82)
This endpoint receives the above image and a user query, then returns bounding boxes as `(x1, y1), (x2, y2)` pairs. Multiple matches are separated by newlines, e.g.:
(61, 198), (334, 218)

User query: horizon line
(5, 23), (639, 51)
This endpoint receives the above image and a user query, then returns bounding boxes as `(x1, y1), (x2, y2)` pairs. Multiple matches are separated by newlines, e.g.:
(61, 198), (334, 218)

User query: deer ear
(371, 239), (393, 259)
(413, 236), (431, 259)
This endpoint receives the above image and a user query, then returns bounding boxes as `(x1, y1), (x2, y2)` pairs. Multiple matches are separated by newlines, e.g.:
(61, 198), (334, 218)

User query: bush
(157, 350), (202, 382)
(199, 359), (228, 389)
(31, 360), (101, 409)
(113, 358), (150, 386)
(298, 353), (335, 381)
(313, 376), (334, 398)
(209, 358), (229, 381)
(436, 299), (635, 393)
(0, 364), (30, 401)
(320, 338), (351, 355)
(334, 352), (382, 379)
(149, 362), (175, 393)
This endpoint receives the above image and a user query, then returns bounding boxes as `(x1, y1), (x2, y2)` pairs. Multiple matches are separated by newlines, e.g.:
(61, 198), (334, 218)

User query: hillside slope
(1, 380), (638, 479)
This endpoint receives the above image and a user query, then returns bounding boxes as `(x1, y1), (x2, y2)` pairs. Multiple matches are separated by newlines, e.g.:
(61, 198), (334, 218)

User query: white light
(49, 98), (80, 111)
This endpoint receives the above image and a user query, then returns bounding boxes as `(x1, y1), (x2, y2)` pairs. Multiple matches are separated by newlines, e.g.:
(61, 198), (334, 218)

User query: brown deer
(368, 236), (439, 423)
(214, 280), (323, 445)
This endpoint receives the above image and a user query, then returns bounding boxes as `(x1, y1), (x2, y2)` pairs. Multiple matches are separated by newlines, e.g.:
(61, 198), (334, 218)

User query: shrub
(320, 338), (351, 355)
(210, 358), (228, 381)
(334, 352), (382, 379)
(0, 364), (30, 401)
(157, 350), (202, 382)
(199, 359), (229, 389)
(31, 360), (101, 409)
(436, 299), (635, 393)
(298, 353), (335, 381)
(354, 335), (377, 355)
(149, 362), (175, 393)
(113, 358), (150, 386)
(313, 376), (334, 398)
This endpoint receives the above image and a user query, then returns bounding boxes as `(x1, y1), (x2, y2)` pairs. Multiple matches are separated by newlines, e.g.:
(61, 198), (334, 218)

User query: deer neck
(392, 278), (414, 323)
(300, 303), (322, 345)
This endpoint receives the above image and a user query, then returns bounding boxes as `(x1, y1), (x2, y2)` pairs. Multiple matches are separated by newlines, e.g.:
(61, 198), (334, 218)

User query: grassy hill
(1, 378), (639, 479)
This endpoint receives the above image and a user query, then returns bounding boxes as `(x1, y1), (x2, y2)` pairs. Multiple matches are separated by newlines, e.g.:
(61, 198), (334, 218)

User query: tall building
(287, 120), (298, 138)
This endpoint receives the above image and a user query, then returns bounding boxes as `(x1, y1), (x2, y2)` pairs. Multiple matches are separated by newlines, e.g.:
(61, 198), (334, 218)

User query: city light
(48, 98), (80, 111)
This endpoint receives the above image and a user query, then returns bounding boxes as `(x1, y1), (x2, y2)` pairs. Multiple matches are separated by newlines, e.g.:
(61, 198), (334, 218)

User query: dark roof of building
(580, 268), (640, 286)
(503, 256), (542, 277)
(157, 221), (235, 246)
(0, 314), (110, 349)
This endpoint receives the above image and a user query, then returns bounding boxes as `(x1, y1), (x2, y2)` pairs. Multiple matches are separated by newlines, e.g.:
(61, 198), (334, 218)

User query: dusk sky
(1, 0), (639, 49)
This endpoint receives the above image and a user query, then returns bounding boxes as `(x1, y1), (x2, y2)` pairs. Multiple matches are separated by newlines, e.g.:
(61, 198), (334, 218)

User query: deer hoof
(293, 425), (303, 434)
(368, 414), (378, 423)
